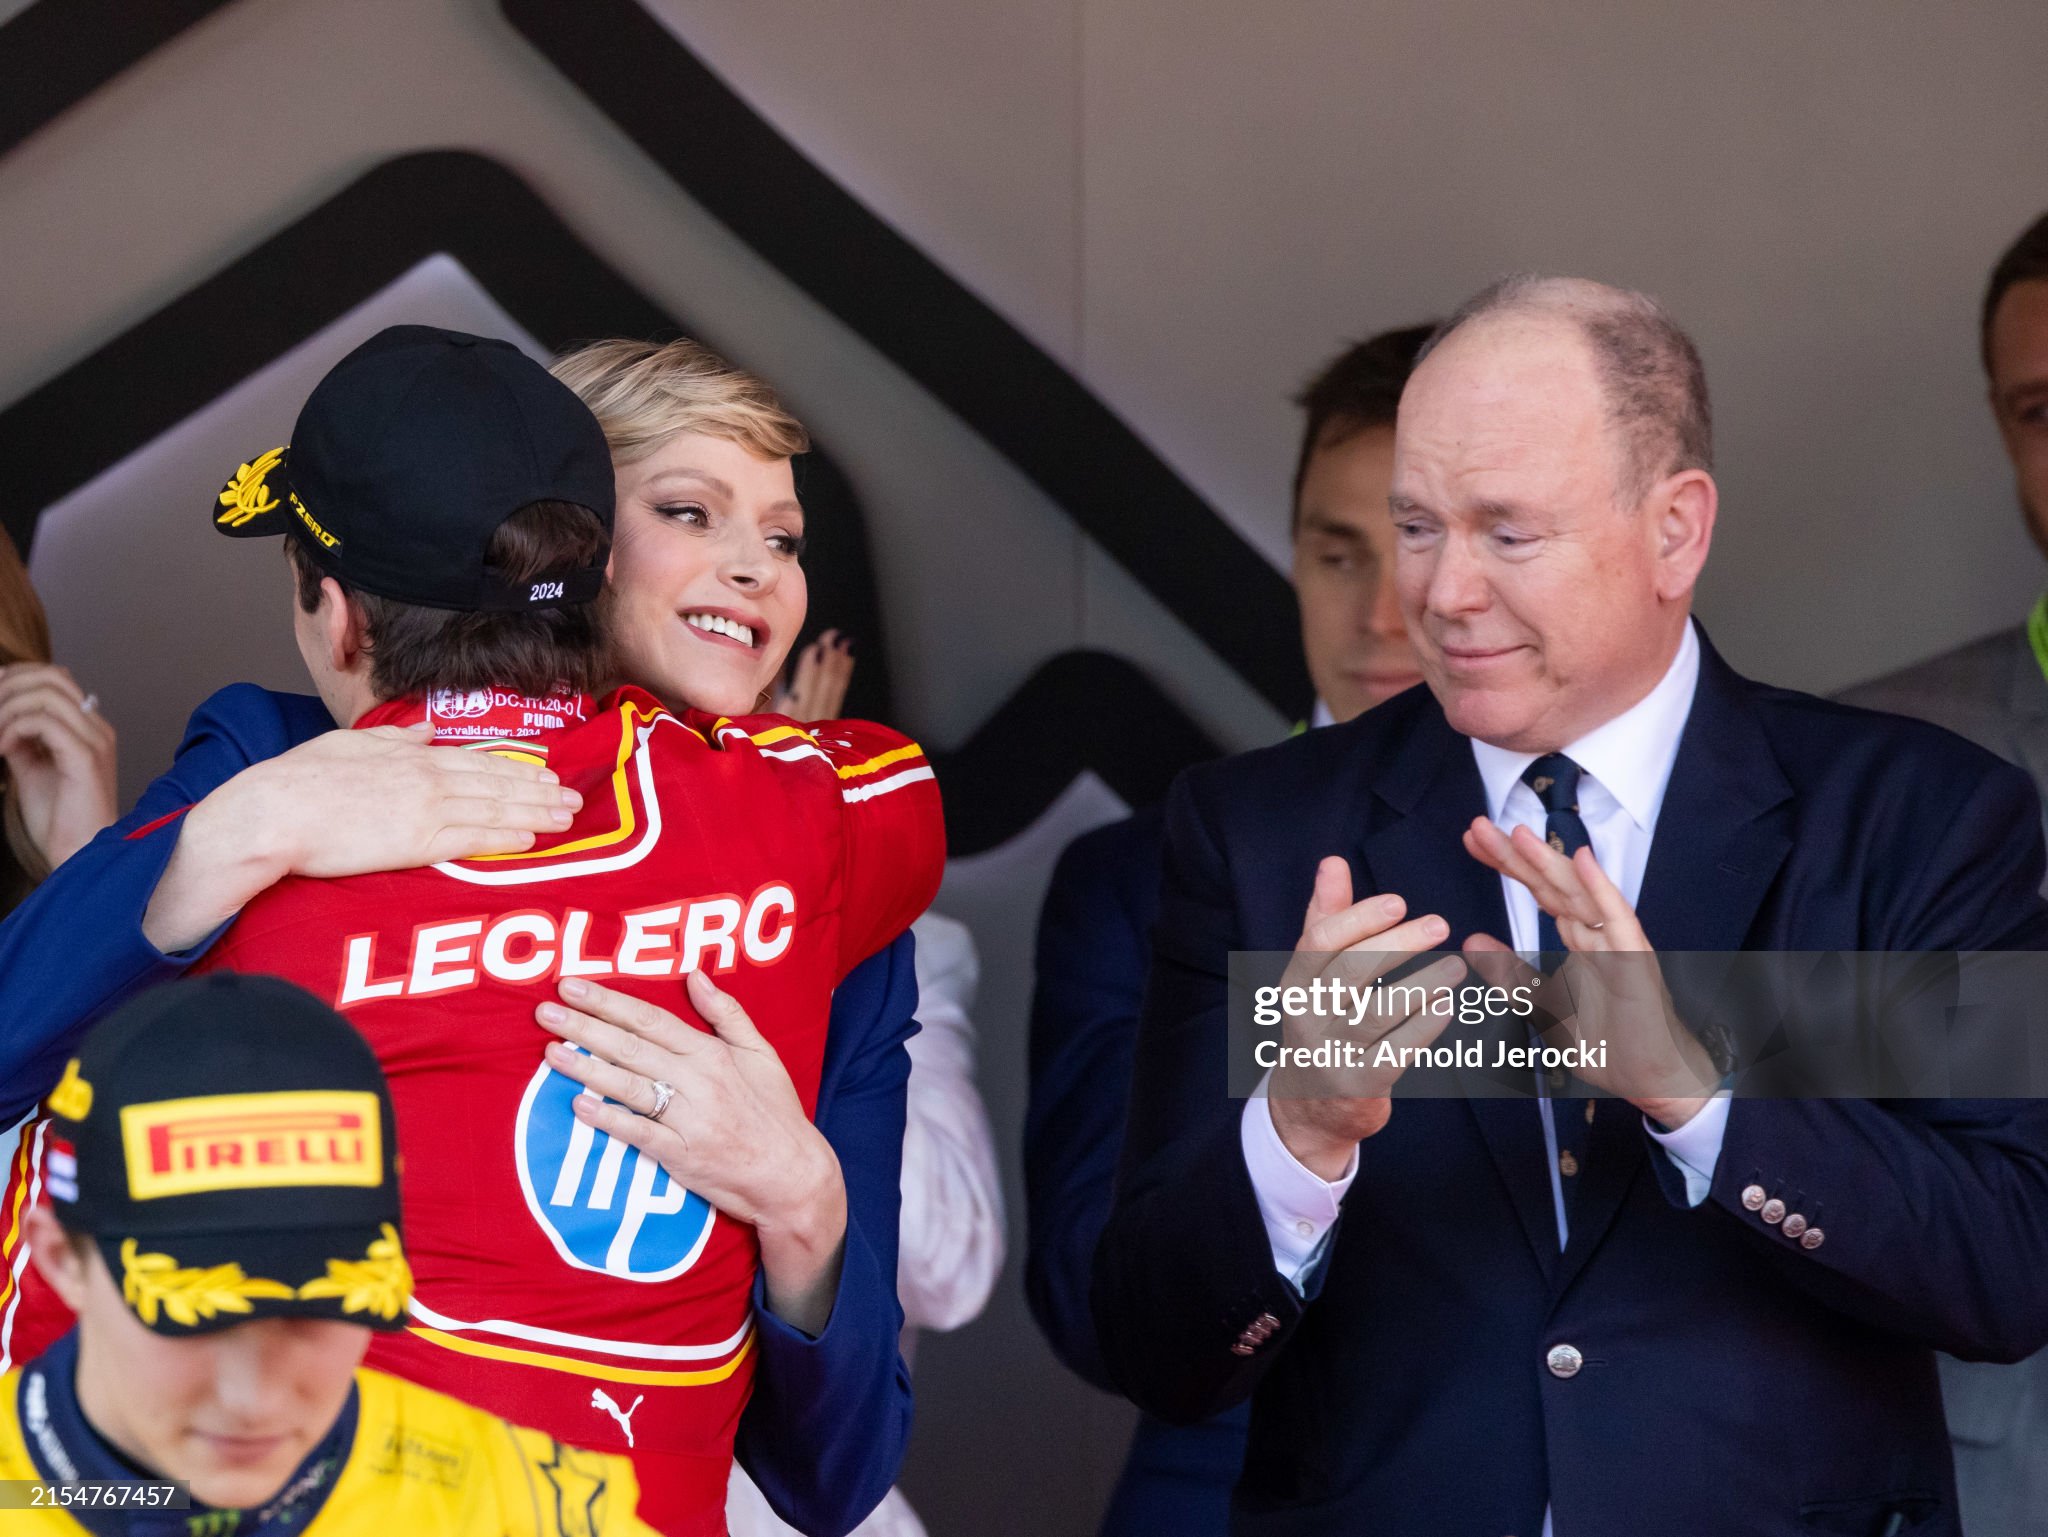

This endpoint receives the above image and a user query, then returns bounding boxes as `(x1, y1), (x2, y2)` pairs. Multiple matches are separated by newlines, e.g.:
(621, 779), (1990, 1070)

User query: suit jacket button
(1799, 1227), (1825, 1250)
(1546, 1344), (1583, 1379)
(1741, 1184), (1767, 1210)
(1760, 1198), (1787, 1225)
(1781, 1213), (1808, 1239)
(1231, 1340), (1256, 1356)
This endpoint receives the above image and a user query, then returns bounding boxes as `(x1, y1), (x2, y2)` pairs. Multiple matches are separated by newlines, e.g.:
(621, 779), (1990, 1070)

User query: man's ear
(25, 1204), (89, 1314)
(1651, 469), (1717, 603)
(318, 577), (371, 678)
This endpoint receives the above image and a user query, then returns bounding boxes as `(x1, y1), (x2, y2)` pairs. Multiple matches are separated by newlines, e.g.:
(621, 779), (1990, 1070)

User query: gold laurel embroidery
(216, 447), (286, 528)
(120, 1239), (295, 1328)
(47, 1059), (92, 1121)
(295, 1222), (412, 1319)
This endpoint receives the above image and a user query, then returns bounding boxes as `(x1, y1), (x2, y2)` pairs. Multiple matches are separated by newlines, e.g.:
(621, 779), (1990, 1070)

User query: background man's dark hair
(1984, 210), (2048, 372)
(285, 500), (611, 699)
(1291, 323), (1437, 519)
(1419, 274), (1713, 508)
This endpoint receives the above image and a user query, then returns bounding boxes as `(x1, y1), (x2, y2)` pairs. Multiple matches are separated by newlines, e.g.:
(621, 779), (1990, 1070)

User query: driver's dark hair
(284, 499), (611, 699)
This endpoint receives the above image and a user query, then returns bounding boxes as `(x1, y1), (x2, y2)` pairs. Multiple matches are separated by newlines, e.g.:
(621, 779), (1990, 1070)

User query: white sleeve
(895, 912), (1006, 1332)
(1644, 1093), (1732, 1208)
(1240, 1081), (1357, 1285)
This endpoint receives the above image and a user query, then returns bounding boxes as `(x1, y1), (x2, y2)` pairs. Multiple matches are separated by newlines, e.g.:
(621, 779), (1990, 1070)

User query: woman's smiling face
(606, 432), (808, 717)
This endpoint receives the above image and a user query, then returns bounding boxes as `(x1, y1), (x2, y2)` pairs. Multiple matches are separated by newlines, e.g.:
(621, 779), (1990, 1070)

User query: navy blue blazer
(0, 683), (918, 1537)
(1027, 807), (1249, 1536)
(1092, 635), (2048, 1537)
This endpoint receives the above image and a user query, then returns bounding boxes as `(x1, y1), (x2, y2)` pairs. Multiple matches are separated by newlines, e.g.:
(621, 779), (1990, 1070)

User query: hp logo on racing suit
(513, 1058), (715, 1281)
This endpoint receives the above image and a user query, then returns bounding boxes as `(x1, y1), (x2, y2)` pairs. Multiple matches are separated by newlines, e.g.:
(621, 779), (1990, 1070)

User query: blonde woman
(0, 337), (923, 1537)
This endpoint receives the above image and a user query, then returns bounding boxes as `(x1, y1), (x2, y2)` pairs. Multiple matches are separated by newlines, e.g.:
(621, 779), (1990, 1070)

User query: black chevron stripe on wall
(0, 152), (1219, 853)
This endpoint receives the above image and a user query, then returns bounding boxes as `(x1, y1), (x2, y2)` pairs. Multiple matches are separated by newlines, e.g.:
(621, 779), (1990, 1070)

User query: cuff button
(1799, 1227), (1825, 1250)
(1741, 1184), (1767, 1211)
(1760, 1198), (1787, 1225)
(1781, 1213), (1808, 1239)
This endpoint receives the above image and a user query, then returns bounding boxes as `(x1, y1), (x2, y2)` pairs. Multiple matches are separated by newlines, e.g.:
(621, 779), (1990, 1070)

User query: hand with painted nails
(1265, 855), (1463, 1178)
(771, 628), (855, 721)
(535, 970), (847, 1336)
(1461, 817), (1718, 1128)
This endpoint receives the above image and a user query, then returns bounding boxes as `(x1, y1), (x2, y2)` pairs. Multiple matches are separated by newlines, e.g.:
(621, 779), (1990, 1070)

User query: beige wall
(6, 2), (2047, 1532)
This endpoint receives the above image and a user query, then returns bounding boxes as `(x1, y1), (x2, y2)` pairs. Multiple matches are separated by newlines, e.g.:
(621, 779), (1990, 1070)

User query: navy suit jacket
(1027, 807), (1249, 1536)
(0, 683), (916, 1537)
(1093, 635), (2048, 1537)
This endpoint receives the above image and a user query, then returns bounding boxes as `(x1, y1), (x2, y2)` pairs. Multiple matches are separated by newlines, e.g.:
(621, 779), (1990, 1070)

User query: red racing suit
(182, 684), (943, 1535)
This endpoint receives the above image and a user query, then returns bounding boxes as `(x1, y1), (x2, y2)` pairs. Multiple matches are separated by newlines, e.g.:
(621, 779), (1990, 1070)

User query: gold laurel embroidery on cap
(216, 447), (287, 528)
(295, 1222), (412, 1319)
(119, 1238), (294, 1328)
(47, 1059), (92, 1121)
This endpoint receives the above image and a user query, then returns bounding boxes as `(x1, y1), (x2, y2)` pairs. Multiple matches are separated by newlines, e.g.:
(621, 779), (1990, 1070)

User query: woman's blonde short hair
(550, 338), (809, 466)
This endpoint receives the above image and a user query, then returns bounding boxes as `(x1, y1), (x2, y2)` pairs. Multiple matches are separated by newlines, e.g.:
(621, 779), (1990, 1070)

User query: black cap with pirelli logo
(42, 974), (411, 1336)
(211, 324), (613, 612)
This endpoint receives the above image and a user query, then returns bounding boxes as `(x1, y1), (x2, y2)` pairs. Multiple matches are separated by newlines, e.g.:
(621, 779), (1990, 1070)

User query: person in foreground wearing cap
(2, 973), (653, 1535)
(0, 332), (935, 1536)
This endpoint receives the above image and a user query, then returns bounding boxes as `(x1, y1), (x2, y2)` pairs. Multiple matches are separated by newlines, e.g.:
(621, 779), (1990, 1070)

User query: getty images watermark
(1224, 951), (2048, 1101)
(1247, 974), (1610, 1073)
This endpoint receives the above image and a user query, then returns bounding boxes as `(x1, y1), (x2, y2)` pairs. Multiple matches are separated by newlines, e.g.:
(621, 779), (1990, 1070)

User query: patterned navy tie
(1518, 752), (1595, 1205)
(1520, 753), (1590, 958)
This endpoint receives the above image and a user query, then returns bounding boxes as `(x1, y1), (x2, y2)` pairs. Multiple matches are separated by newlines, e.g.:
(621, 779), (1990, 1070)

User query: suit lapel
(1356, 703), (1559, 1275)
(1552, 633), (1794, 1295)
(2001, 631), (2048, 858)
(1635, 633), (1794, 952)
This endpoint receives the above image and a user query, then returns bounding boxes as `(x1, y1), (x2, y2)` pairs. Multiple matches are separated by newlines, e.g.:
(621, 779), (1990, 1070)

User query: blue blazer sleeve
(1023, 810), (1163, 1391)
(1090, 769), (1309, 1423)
(734, 930), (918, 1537)
(1700, 759), (2048, 1364)
(0, 684), (332, 1121)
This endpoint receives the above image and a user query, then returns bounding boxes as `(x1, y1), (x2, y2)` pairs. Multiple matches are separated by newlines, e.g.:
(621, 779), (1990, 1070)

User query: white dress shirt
(729, 911), (1004, 1537)
(1243, 619), (1728, 1283)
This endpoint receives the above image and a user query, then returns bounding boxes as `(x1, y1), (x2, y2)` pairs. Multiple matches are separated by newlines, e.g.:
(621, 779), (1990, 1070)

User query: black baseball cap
(212, 324), (614, 612)
(43, 974), (410, 1336)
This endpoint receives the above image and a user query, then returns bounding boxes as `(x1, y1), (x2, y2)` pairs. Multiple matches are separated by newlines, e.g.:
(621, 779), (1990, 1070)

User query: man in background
(1839, 207), (2048, 1537)
(1025, 323), (1432, 1534)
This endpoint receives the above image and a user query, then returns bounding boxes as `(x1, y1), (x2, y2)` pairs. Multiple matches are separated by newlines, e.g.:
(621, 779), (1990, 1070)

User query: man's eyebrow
(1474, 497), (1547, 526)
(1387, 492), (1430, 515)
(2001, 378), (2048, 411)
(1298, 512), (1364, 540)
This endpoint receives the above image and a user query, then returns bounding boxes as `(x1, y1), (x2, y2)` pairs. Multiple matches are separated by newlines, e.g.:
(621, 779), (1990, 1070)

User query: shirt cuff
(1644, 1093), (1731, 1207)
(1241, 1083), (1357, 1284)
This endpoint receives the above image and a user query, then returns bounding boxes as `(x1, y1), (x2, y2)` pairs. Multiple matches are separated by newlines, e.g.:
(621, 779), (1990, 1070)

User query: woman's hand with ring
(534, 971), (848, 1334)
